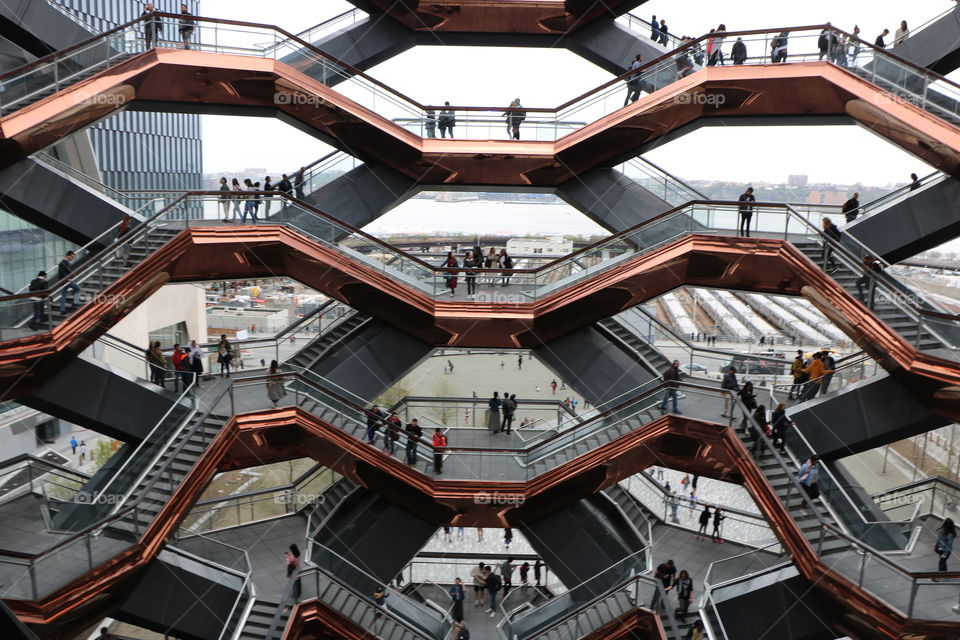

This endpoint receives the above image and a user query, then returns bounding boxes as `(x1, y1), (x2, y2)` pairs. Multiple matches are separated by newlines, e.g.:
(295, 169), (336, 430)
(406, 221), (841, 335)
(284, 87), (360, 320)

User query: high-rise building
(54, 0), (203, 196)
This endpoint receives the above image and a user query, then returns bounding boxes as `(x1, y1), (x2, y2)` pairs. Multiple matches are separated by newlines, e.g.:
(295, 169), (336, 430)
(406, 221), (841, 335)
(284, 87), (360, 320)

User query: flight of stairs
(730, 424), (847, 555)
(525, 404), (659, 476)
(598, 317), (673, 375)
(285, 311), (371, 370)
(24, 228), (179, 329)
(239, 598), (290, 640)
(792, 241), (941, 350)
(116, 413), (225, 535)
(0, 50), (138, 117)
(302, 476), (358, 531)
(534, 589), (636, 640)
(848, 66), (960, 127)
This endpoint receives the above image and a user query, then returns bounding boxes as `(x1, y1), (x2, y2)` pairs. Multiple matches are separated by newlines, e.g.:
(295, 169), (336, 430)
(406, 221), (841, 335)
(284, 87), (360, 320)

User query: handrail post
(857, 546), (868, 586)
(907, 580), (918, 617)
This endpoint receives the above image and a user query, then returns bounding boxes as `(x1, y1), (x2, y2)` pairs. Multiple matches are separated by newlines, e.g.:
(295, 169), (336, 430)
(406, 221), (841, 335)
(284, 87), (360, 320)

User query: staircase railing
(620, 471), (778, 549)
(6, 14), (960, 142)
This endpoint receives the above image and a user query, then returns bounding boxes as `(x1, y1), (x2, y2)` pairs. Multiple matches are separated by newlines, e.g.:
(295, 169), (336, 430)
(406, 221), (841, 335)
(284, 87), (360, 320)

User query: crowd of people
(216, 169), (306, 223)
(364, 404), (450, 473)
(142, 334), (243, 392)
(440, 246), (515, 298)
(423, 100), (527, 140)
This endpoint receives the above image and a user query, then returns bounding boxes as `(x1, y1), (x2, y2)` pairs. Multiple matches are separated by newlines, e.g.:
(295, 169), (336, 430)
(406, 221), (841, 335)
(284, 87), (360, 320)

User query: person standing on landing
(738, 187), (756, 237)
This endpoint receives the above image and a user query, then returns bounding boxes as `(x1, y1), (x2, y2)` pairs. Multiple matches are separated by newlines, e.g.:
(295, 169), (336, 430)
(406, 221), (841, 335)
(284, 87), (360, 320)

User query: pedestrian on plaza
(142, 3), (162, 48)
(798, 455), (821, 500)
(894, 20), (910, 46)
(936, 518), (956, 572)
(365, 404), (384, 445)
(385, 412), (402, 455)
(57, 251), (80, 316)
(712, 508), (725, 542)
(909, 173), (920, 190)
(720, 366), (739, 417)
(267, 360), (287, 408)
(697, 506), (711, 539)
(449, 578), (466, 621)
(771, 402), (791, 455)
(623, 54), (645, 106)
(738, 380), (757, 414)
(504, 99), (525, 140)
(96, 627), (114, 640)
(517, 354), (523, 370)
(219, 177), (232, 221)
(659, 19), (669, 46)
(534, 560), (542, 586)
(484, 566), (502, 616)
(179, 4), (195, 49)
(404, 418), (423, 465)
(438, 102), (456, 138)
(217, 334), (233, 378)
(731, 37), (747, 64)
(447, 359), (454, 374)
(488, 391), (502, 432)
(501, 393), (517, 433)
(666, 485), (680, 523)
(659, 360), (682, 414)
(650, 559), (676, 611)
(425, 108), (437, 138)
(875, 28), (889, 48)
(463, 250), (480, 299)
(841, 192), (860, 223)
(432, 427), (447, 473)
(443, 251), (459, 297)
(675, 43), (694, 78)
(172, 344), (190, 391)
(501, 556), (513, 595)
(78, 441), (88, 465)
(519, 561), (529, 585)
(650, 15), (659, 41)
(849, 26), (862, 65)
(737, 187), (756, 237)
(70, 436), (78, 455)
(471, 562), (486, 607)
(687, 621), (705, 640)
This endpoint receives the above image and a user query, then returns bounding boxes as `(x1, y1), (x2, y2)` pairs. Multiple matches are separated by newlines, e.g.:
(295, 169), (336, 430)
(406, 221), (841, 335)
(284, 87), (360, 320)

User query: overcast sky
(199, 0), (955, 186)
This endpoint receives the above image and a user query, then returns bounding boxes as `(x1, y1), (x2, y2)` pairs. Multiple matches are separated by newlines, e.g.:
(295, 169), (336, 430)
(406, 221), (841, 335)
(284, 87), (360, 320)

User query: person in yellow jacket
(789, 349), (805, 400)
(799, 352), (834, 401)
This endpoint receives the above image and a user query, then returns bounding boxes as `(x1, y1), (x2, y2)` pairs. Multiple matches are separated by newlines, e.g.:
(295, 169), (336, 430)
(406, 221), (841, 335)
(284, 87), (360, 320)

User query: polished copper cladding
(3, 225), (960, 404)
(6, 402), (947, 638)
(4, 53), (960, 185)
(343, 0), (644, 33)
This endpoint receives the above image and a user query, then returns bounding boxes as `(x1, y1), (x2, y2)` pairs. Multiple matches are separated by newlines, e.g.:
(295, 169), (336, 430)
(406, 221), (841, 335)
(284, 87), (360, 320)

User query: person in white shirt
(894, 20), (909, 46)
